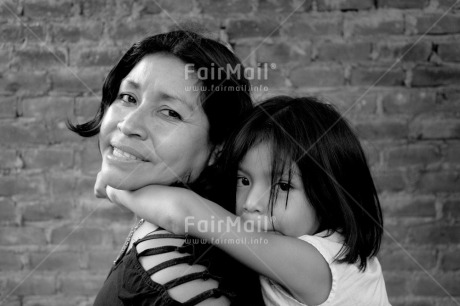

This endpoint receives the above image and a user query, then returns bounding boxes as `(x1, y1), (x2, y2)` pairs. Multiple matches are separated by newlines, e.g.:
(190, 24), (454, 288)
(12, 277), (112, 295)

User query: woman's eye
(119, 94), (136, 104)
(160, 109), (182, 120)
(278, 182), (292, 192)
(236, 177), (250, 187)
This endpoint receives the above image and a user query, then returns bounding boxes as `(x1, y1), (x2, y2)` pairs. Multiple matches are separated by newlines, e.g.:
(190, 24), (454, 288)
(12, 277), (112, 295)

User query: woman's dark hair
(217, 96), (383, 271)
(67, 30), (252, 145)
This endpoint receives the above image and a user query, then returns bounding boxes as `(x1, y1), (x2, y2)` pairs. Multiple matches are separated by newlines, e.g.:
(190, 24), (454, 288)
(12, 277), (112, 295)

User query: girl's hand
(94, 171), (108, 199)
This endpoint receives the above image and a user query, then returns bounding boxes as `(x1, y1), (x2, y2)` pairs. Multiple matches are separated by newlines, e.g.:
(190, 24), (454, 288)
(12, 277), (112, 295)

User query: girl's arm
(107, 185), (332, 305)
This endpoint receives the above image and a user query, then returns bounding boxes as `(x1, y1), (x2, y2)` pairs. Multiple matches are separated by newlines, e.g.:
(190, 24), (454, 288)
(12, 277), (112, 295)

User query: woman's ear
(208, 144), (223, 166)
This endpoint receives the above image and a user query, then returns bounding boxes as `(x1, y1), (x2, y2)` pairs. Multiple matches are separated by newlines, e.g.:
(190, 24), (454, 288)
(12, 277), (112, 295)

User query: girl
(102, 96), (391, 305)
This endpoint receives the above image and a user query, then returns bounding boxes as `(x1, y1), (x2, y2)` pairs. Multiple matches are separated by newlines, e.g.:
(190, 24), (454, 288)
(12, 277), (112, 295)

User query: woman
(68, 30), (262, 305)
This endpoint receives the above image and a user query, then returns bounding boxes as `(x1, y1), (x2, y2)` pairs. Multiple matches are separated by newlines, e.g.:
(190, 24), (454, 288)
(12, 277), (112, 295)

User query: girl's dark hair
(67, 30), (252, 145)
(217, 96), (383, 271)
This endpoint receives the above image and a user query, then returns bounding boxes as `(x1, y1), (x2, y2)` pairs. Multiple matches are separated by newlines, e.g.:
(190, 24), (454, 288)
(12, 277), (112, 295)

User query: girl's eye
(160, 109), (182, 120)
(236, 176), (250, 187)
(277, 182), (292, 192)
(119, 94), (136, 104)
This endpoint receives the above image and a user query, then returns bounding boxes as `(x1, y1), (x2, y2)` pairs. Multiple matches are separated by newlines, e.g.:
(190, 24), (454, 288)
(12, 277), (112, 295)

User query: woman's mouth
(107, 145), (147, 163)
(112, 147), (143, 161)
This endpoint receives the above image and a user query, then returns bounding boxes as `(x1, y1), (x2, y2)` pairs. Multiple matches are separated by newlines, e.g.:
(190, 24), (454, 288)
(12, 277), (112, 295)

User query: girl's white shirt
(260, 231), (391, 306)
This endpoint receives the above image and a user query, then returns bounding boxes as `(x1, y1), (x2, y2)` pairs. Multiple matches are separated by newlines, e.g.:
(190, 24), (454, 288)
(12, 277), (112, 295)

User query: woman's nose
(117, 108), (148, 140)
(243, 187), (268, 214)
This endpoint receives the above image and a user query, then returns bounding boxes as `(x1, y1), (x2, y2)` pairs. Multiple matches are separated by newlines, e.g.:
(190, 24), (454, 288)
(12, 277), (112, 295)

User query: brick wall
(1, 0), (459, 305)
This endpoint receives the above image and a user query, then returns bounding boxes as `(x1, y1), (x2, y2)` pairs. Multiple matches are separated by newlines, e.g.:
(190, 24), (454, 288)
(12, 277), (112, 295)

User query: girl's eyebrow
(157, 92), (194, 111)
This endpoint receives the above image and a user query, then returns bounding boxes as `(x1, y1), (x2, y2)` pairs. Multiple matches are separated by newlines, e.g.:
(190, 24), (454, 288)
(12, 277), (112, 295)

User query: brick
(80, 0), (108, 17)
(47, 120), (83, 144)
(441, 248), (460, 270)
(74, 176), (97, 199)
(380, 194), (436, 218)
(19, 198), (73, 222)
(12, 47), (67, 68)
(50, 68), (105, 94)
(350, 65), (405, 86)
(284, 14), (342, 37)
(437, 42), (460, 63)
(22, 96), (74, 122)
(88, 249), (118, 272)
(382, 90), (436, 115)
(29, 251), (81, 271)
(408, 223), (460, 244)
(0, 250), (22, 271)
(377, 0), (429, 9)
(79, 198), (133, 222)
(443, 199), (460, 219)
(445, 143), (460, 164)
(73, 48), (123, 67)
(2, 273), (56, 296)
(50, 225), (107, 246)
(0, 47), (11, 67)
(258, 0), (312, 13)
(354, 117), (408, 140)
(407, 14), (460, 35)
(373, 169), (406, 192)
(107, 18), (169, 43)
(290, 65), (344, 87)
(21, 23), (47, 43)
(412, 274), (460, 296)
(0, 226), (47, 245)
(0, 149), (23, 169)
(384, 144), (439, 168)
(381, 223), (409, 246)
(0, 1), (18, 19)
(0, 175), (47, 197)
(322, 90), (378, 115)
(52, 22), (104, 43)
(49, 173), (77, 197)
(23, 295), (91, 306)
(75, 96), (101, 119)
(417, 171), (460, 193)
(316, 41), (371, 62)
(23, 0), (73, 19)
(227, 18), (280, 40)
(0, 198), (16, 221)
(344, 11), (404, 37)
(251, 67), (286, 89)
(60, 272), (105, 295)
(436, 89), (460, 113)
(257, 41), (310, 64)
(437, 0), (460, 10)
(0, 121), (48, 145)
(198, 0), (253, 15)
(375, 40), (431, 62)
(412, 65), (460, 87)
(0, 24), (21, 43)
(0, 96), (17, 118)
(409, 113), (460, 140)
(22, 148), (73, 170)
(379, 248), (436, 271)
(317, 0), (374, 11)
(384, 273), (409, 296)
(138, 0), (194, 14)
(0, 71), (49, 96)
(79, 144), (101, 175)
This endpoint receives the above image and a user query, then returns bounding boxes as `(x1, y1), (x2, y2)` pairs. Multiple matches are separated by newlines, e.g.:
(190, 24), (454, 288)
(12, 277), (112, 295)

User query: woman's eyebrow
(121, 79), (140, 90)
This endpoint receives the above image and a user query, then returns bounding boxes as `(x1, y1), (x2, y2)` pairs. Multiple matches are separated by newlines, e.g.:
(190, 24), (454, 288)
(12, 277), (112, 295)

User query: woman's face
(98, 53), (212, 190)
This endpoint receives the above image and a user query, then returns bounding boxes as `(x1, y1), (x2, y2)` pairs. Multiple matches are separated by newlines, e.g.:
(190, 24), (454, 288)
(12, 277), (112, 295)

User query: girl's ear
(208, 144), (223, 166)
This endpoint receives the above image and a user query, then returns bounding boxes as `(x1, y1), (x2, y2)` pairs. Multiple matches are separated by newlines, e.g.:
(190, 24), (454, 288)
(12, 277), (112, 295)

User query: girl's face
(235, 142), (319, 237)
(98, 53), (212, 190)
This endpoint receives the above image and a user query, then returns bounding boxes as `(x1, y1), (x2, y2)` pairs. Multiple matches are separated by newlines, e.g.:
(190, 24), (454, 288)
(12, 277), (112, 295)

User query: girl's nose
(243, 187), (268, 214)
(117, 108), (148, 140)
